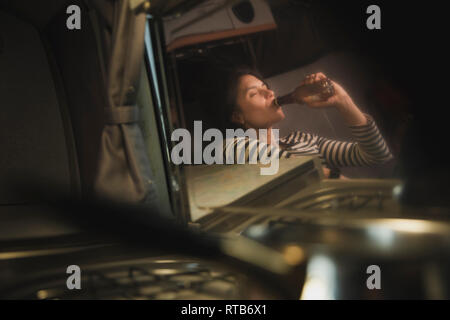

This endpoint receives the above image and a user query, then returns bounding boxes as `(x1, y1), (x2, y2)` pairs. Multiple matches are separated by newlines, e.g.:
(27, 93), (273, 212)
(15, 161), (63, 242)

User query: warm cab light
(282, 245), (305, 266)
(366, 219), (441, 248)
(300, 255), (336, 300)
(375, 219), (437, 234)
(300, 277), (331, 300)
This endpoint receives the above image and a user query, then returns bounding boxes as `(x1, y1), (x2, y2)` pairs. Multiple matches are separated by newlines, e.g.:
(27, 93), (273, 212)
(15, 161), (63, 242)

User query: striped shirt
(223, 114), (393, 169)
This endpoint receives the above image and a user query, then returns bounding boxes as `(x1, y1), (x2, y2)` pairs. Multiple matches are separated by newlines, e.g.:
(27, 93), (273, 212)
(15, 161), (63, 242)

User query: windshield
(156, 1), (407, 223)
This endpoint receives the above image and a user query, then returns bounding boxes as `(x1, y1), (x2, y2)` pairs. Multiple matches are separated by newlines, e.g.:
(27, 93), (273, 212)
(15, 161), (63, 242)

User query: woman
(218, 67), (393, 178)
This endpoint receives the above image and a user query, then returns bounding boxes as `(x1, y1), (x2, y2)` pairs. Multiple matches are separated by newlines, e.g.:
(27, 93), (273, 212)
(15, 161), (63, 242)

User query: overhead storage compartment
(163, 0), (277, 51)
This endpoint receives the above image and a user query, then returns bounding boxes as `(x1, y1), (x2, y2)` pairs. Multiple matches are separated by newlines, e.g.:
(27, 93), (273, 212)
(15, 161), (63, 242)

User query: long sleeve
(223, 114), (393, 168)
(223, 136), (281, 164)
(315, 114), (393, 167)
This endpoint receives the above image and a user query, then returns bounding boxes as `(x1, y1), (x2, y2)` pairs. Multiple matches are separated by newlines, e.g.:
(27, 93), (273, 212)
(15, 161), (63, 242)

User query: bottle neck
(274, 92), (296, 106)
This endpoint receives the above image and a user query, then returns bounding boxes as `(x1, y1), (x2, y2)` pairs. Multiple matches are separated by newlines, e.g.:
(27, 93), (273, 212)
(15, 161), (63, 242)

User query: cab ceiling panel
(0, 0), (69, 28)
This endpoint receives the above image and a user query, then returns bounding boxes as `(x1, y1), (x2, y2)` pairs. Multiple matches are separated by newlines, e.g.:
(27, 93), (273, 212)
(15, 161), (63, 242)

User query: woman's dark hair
(201, 65), (265, 133)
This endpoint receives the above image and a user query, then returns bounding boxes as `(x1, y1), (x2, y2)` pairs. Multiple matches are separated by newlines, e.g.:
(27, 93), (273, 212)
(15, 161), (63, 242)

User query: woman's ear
(231, 110), (245, 126)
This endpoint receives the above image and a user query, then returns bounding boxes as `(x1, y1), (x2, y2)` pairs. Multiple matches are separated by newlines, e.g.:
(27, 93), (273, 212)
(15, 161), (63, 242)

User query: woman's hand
(298, 72), (367, 126)
(297, 72), (351, 109)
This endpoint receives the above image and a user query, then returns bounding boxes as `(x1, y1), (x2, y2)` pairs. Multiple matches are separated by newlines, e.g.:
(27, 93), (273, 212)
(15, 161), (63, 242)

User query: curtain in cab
(89, 0), (159, 206)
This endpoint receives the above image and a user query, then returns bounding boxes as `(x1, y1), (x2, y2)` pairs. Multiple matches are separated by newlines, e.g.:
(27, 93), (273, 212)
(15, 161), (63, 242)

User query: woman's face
(233, 74), (285, 129)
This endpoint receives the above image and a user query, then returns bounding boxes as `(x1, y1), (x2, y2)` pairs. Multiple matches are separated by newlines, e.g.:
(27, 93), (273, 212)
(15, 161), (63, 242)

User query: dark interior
(1, 0), (449, 220)
(0, 0), (450, 301)
(0, 0), (104, 242)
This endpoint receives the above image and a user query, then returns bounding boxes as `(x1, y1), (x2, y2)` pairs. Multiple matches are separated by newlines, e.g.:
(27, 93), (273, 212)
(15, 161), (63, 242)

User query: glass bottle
(274, 78), (335, 106)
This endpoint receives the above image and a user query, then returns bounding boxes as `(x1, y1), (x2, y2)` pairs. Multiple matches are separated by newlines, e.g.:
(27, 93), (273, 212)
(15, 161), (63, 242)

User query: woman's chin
(276, 108), (286, 121)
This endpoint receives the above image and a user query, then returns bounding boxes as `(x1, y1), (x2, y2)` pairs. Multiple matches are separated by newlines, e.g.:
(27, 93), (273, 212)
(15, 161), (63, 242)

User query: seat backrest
(0, 9), (84, 241)
(44, 1), (106, 196)
(0, 10), (76, 204)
